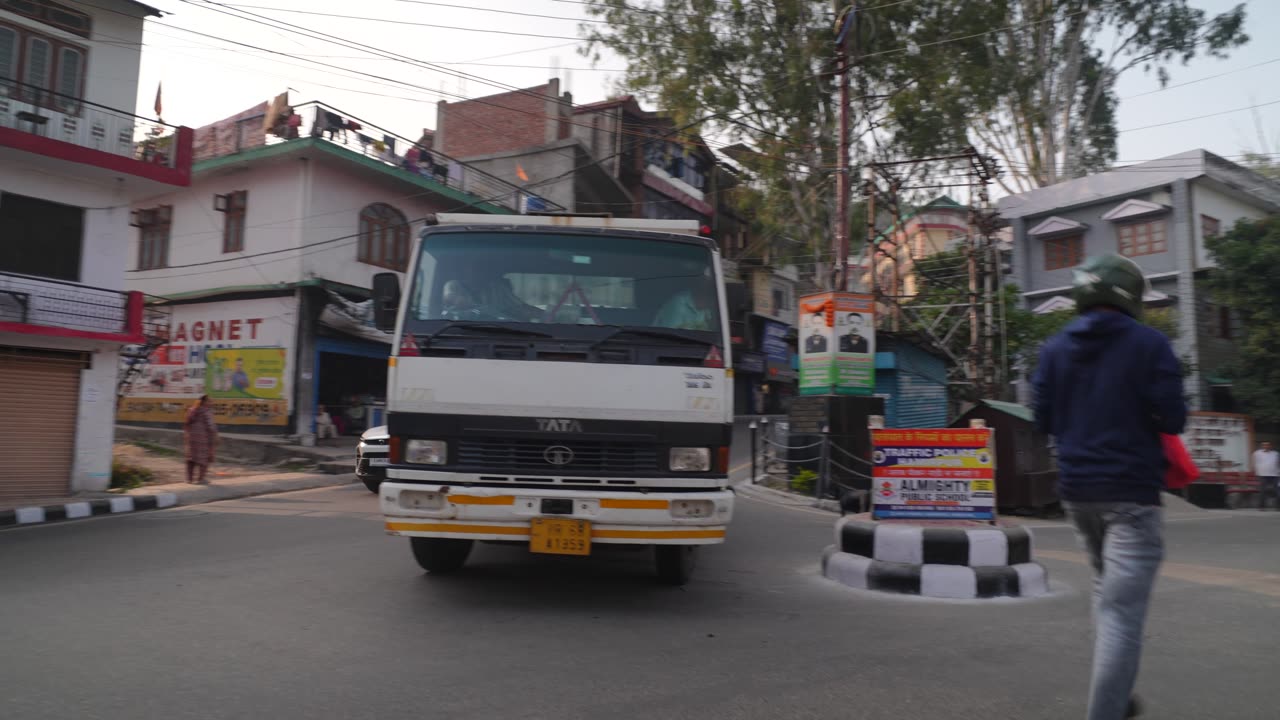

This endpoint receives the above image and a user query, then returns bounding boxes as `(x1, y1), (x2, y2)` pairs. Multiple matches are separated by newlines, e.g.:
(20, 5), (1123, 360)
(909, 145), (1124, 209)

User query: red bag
(1162, 434), (1200, 490)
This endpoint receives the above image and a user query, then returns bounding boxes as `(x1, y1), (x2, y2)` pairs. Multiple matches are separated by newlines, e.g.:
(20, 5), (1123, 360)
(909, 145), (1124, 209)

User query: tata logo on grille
(537, 418), (583, 433)
(544, 446), (575, 466)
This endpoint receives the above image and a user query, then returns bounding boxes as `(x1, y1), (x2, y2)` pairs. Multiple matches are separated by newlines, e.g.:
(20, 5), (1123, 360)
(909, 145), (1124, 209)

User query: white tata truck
(370, 213), (735, 585)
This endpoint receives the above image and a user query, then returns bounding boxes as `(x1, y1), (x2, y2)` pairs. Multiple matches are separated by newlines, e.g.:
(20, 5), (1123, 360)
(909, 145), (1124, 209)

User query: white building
(120, 100), (520, 442)
(0, 0), (193, 501)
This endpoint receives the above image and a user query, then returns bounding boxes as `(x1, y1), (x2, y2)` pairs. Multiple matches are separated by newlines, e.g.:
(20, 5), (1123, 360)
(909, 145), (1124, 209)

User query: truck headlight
(670, 447), (710, 472)
(404, 439), (447, 465)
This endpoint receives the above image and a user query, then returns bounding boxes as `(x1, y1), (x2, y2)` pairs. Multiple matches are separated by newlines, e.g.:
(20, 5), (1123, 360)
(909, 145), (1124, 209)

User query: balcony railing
(0, 79), (188, 171)
(0, 270), (146, 342)
(289, 101), (564, 214)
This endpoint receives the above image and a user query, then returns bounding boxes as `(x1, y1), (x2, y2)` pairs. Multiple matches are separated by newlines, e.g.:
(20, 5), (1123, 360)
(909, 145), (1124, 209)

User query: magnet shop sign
(871, 429), (996, 521)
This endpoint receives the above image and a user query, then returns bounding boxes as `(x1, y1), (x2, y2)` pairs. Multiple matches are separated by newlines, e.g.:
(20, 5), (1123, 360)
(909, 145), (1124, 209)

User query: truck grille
(456, 438), (659, 473)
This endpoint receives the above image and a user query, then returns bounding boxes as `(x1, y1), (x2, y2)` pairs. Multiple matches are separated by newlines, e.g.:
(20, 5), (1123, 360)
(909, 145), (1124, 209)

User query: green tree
(1206, 215), (1280, 423)
(880, 1), (1249, 191)
(580, 0), (1250, 210)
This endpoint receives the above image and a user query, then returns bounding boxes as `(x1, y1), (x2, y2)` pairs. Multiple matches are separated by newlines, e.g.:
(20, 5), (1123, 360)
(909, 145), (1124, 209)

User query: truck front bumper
(380, 480), (733, 545)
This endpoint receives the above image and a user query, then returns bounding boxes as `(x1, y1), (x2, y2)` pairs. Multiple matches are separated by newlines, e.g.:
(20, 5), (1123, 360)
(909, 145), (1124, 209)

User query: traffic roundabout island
(821, 516), (1050, 599)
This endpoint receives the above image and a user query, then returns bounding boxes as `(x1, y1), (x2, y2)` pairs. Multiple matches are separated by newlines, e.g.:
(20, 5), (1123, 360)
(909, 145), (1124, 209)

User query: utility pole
(832, 3), (856, 291)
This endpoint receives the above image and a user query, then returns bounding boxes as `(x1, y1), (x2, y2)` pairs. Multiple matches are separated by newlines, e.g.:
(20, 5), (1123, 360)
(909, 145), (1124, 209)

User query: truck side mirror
(372, 272), (401, 333)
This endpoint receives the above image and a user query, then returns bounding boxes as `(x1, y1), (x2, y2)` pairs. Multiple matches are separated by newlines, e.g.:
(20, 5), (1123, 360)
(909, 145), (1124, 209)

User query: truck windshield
(406, 231), (722, 345)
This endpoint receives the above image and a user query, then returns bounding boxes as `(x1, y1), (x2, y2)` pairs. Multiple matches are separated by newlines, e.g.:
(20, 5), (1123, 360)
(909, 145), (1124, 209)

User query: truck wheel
(655, 545), (697, 586)
(410, 538), (473, 574)
(362, 477), (381, 493)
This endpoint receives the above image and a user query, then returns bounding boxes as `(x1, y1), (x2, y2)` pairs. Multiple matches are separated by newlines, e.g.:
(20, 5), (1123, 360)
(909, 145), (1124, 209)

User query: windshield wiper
(592, 327), (716, 348)
(426, 323), (552, 341)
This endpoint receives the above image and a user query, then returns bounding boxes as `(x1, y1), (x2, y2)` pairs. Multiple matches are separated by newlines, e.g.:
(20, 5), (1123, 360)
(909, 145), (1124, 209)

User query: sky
(124, 0), (1280, 169)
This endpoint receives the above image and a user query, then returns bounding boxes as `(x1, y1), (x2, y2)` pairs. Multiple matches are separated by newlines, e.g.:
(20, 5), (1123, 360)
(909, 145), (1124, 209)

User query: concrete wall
(128, 152), (483, 298)
(1190, 180), (1271, 269)
(126, 158), (307, 297)
(460, 147), (577, 212)
(117, 295), (300, 426)
(436, 80), (568, 158)
(571, 106), (622, 177)
(301, 156), (458, 289)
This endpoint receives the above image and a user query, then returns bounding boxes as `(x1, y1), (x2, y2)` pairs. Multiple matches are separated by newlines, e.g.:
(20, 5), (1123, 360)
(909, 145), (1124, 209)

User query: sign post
(870, 427), (997, 521)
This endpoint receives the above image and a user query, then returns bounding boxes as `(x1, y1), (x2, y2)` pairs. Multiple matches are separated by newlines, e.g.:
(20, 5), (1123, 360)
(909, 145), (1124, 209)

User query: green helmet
(1071, 253), (1148, 318)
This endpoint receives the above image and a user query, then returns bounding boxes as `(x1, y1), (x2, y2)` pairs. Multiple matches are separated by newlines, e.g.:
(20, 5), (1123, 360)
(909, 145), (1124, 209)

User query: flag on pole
(154, 82), (163, 120)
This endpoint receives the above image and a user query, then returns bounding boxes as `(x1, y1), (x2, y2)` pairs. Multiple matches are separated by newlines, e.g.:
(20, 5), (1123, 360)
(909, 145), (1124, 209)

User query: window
(216, 191), (248, 253)
(0, 21), (87, 113)
(358, 203), (410, 271)
(0, 191), (83, 281)
(135, 206), (172, 271)
(2, 1), (92, 38)
(53, 45), (80, 112)
(771, 284), (792, 312)
(23, 35), (50, 104)
(1218, 305), (1232, 340)
(0, 26), (16, 93)
(1043, 233), (1084, 270)
(406, 231), (720, 336)
(1201, 214), (1221, 240)
(1117, 219), (1167, 257)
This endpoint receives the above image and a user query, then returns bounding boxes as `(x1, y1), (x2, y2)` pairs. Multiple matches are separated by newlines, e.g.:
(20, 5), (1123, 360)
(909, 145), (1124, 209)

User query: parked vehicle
(356, 425), (389, 493)
(372, 213), (735, 585)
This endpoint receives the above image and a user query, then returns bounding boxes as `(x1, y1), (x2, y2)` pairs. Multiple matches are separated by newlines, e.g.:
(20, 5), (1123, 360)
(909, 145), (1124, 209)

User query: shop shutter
(0, 348), (86, 500)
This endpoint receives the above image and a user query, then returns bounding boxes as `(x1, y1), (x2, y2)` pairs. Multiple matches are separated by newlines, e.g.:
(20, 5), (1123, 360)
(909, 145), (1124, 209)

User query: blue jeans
(1259, 477), (1279, 509)
(1063, 502), (1164, 720)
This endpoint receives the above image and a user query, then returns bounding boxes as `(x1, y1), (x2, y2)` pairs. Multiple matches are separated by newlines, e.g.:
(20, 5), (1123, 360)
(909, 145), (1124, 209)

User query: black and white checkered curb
(823, 517), (1050, 599)
(822, 548), (1049, 599)
(0, 493), (179, 529)
(835, 517), (1033, 567)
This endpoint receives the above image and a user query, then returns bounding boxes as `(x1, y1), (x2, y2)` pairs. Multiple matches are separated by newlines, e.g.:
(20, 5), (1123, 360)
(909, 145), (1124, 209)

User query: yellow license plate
(530, 517), (591, 556)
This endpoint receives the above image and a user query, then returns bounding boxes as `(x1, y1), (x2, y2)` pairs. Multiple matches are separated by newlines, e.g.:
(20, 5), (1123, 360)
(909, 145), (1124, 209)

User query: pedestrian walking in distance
(184, 394), (219, 485)
(1253, 441), (1280, 509)
(1033, 254), (1187, 720)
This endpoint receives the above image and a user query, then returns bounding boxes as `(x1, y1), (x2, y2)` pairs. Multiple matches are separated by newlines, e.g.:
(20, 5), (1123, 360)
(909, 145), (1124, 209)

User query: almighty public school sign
(870, 428), (997, 521)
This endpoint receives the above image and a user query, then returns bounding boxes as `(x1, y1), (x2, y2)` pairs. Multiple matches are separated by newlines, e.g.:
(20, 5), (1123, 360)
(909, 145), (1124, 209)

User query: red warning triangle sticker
(399, 332), (421, 357)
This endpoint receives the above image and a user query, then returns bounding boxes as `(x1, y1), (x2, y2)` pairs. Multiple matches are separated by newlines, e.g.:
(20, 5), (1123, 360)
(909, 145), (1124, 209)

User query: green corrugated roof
(982, 399), (1035, 422)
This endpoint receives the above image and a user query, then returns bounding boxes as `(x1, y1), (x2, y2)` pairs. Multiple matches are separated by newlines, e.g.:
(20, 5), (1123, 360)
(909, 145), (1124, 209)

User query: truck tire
(362, 477), (381, 493)
(410, 538), (473, 574)
(655, 545), (697, 586)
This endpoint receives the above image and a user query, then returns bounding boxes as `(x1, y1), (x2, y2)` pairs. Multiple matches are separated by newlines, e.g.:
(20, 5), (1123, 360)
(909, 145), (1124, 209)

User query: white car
(355, 425), (389, 493)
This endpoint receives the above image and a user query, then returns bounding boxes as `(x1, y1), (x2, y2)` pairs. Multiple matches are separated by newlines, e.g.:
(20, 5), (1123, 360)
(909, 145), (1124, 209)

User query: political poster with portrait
(832, 294), (876, 395)
(797, 292), (875, 396)
(871, 428), (997, 520)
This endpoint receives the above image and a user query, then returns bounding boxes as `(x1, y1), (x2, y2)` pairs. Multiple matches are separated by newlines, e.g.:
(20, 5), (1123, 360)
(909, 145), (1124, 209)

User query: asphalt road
(3, 485), (1279, 720)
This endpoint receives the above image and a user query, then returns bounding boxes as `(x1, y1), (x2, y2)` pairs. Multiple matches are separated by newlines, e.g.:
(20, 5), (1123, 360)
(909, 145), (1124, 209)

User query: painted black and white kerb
(0, 493), (178, 529)
(823, 517), (1050, 599)
(836, 517), (1034, 567)
(822, 547), (1049, 599)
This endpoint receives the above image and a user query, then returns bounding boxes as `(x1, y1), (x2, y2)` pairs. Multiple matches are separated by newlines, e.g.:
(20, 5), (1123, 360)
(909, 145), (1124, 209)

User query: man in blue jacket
(1033, 253), (1187, 720)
